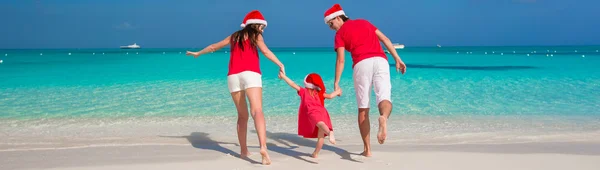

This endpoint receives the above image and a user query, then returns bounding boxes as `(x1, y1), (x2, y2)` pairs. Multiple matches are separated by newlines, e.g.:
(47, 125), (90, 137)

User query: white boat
(437, 44), (442, 48)
(393, 43), (405, 49)
(385, 43), (404, 54)
(120, 43), (141, 49)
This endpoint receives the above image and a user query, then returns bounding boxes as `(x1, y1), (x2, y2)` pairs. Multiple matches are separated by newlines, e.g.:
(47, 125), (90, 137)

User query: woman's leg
(230, 91), (251, 157)
(245, 87), (271, 165)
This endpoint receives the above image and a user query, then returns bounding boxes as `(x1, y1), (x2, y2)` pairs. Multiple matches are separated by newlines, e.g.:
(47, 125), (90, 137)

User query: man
(324, 3), (407, 157)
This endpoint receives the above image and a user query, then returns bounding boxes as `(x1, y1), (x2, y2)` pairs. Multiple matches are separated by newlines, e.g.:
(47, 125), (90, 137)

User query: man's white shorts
(352, 57), (392, 109)
(227, 71), (262, 93)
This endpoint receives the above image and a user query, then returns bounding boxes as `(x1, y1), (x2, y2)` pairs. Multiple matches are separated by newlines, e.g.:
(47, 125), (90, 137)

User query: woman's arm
(186, 36), (231, 58)
(256, 34), (285, 74)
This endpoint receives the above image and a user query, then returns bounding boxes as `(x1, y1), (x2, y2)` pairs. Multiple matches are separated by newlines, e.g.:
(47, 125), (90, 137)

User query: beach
(1, 47), (600, 169)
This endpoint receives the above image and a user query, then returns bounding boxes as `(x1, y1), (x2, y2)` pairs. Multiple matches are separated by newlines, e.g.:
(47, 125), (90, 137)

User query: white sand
(2, 140), (600, 170)
(2, 117), (600, 170)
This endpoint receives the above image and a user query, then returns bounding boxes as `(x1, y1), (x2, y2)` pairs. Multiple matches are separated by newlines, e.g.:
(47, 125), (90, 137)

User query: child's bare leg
(312, 130), (325, 158)
(316, 122), (335, 144)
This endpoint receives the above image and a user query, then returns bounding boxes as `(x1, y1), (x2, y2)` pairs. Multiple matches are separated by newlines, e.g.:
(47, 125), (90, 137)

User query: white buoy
(527, 54), (530, 56)
(596, 50), (599, 52)
(554, 51), (557, 53)
(225, 51), (227, 53)
(457, 52), (459, 54)
(136, 52), (138, 55)
(501, 53), (504, 55)
(582, 55), (585, 57)
(550, 54), (554, 57)
(0, 60), (3, 64)
(126, 52), (129, 55)
(546, 54), (549, 57)
(575, 50), (578, 52)
(547, 50), (550, 52)
(163, 52), (165, 54)
(179, 52), (182, 54)
(102, 53), (105, 55)
(93, 53), (95, 55)
(534, 51), (537, 53)
(493, 51), (495, 54)
(293, 52), (296, 55)
(485, 52), (488, 54)
(40, 53), (43, 56)
(68, 53), (71, 55)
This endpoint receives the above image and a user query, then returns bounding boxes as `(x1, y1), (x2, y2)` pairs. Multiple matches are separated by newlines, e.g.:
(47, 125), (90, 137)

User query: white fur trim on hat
(304, 75), (321, 90)
(241, 19), (267, 28)
(324, 10), (345, 23)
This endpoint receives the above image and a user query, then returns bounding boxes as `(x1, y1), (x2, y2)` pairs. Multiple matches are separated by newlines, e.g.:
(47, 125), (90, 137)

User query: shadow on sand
(159, 132), (261, 164)
(254, 130), (362, 163)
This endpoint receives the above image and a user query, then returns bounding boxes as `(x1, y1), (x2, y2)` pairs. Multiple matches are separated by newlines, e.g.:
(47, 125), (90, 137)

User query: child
(278, 72), (341, 158)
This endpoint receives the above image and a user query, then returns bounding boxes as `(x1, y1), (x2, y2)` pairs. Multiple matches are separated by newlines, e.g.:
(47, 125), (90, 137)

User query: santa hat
(241, 10), (267, 28)
(323, 4), (346, 23)
(304, 73), (327, 105)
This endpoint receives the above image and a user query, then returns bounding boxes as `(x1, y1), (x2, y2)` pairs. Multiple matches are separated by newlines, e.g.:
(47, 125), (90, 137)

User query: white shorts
(227, 71), (262, 93)
(353, 57), (392, 109)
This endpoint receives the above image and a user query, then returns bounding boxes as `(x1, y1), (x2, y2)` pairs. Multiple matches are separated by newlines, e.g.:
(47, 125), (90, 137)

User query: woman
(323, 4), (407, 157)
(186, 10), (284, 165)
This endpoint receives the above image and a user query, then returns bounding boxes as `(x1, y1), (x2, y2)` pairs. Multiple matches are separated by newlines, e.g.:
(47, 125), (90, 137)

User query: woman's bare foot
(377, 116), (387, 144)
(328, 131), (336, 145)
(311, 151), (319, 158)
(260, 149), (271, 165)
(240, 150), (251, 158)
(360, 150), (372, 157)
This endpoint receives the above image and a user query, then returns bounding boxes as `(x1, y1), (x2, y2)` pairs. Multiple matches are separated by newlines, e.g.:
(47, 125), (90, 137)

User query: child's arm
(324, 89), (342, 99)
(278, 72), (301, 91)
(186, 35), (231, 58)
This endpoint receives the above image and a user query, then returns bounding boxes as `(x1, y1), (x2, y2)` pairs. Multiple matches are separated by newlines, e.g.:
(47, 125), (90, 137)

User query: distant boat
(393, 43), (405, 49)
(120, 43), (141, 49)
(437, 44), (442, 48)
(385, 43), (404, 54)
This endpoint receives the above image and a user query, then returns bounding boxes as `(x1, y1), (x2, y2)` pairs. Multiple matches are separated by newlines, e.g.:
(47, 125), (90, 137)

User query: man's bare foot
(377, 116), (387, 144)
(240, 150), (251, 158)
(328, 131), (336, 145)
(260, 149), (271, 165)
(311, 151), (319, 158)
(360, 150), (372, 157)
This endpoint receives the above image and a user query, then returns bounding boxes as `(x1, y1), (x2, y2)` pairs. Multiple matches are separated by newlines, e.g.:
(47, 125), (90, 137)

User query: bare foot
(260, 149), (271, 165)
(360, 150), (372, 157)
(312, 151), (319, 158)
(377, 116), (387, 144)
(240, 150), (251, 158)
(328, 131), (336, 145)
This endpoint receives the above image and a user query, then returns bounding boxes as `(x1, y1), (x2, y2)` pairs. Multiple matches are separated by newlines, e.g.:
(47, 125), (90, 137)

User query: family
(185, 4), (407, 165)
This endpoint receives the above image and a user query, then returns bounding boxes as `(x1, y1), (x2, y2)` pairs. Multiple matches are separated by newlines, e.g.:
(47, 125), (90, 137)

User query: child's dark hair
(230, 24), (263, 51)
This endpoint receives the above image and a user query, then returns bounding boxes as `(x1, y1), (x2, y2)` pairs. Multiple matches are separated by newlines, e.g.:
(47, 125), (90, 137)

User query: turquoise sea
(1, 46), (599, 145)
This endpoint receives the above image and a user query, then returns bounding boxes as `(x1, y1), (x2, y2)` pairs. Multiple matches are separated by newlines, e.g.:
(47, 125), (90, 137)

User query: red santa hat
(323, 4), (346, 23)
(304, 73), (326, 105)
(241, 10), (268, 28)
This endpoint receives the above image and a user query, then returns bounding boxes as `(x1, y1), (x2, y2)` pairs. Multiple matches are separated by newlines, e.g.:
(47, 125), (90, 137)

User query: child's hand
(278, 71), (285, 79)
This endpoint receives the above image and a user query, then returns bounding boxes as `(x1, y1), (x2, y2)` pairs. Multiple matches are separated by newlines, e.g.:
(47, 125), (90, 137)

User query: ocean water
(1, 46), (600, 147)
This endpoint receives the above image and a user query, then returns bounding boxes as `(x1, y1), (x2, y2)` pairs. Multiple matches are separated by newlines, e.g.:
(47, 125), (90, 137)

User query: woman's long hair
(230, 24), (263, 51)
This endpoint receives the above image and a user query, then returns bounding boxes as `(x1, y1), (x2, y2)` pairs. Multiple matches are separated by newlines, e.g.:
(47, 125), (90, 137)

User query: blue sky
(0, 0), (598, 48)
